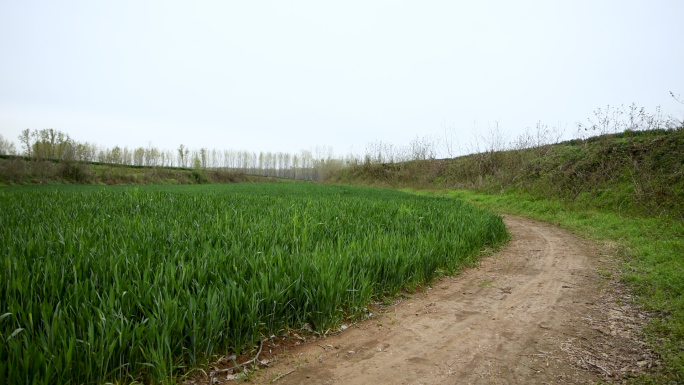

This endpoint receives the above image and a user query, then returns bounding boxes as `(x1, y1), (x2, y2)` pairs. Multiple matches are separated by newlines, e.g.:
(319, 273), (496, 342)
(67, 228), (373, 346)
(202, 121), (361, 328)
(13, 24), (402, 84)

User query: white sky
(1, 0), (683, 157)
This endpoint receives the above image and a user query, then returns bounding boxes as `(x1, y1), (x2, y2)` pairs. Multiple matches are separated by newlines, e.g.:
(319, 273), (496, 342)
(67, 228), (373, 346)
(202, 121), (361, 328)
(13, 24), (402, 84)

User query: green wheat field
(0, 183), (507, 384)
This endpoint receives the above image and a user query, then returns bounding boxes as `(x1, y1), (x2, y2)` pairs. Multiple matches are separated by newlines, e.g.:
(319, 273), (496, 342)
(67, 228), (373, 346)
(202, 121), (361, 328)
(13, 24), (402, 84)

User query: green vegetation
(0, 129), (344, 183)
(0, 156), (256, 186)
(326, 123), (684, 382)
(0, 183), (507, 384)
(329, 127), (684, 221)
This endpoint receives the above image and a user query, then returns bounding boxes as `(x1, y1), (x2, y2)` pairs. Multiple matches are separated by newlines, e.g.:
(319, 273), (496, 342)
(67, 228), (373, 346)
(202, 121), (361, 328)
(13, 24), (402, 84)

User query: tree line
(0, 129), (449, 181)
(4, 103), (678, 182)
(1, 129), (359, 181)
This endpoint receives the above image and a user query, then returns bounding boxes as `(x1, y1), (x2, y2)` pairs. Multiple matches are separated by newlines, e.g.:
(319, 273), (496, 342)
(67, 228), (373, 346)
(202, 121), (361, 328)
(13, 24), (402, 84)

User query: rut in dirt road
(207, 216), (652, 385)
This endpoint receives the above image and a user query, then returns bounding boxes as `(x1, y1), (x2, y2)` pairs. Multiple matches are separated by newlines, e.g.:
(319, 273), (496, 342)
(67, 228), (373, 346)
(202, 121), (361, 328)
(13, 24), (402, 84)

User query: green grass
(0, 183), (507, 384)
(410, 188), (684, 383)
(329, 128), (684, 221)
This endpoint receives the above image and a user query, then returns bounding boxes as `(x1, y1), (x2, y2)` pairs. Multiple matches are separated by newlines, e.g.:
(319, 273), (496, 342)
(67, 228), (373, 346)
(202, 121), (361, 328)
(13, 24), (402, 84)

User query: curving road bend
(211, 216), (650, 385)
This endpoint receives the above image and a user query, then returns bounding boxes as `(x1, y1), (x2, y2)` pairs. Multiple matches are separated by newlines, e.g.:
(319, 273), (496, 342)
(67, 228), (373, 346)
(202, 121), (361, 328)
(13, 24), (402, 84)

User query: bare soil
(198, 216), (655, 385)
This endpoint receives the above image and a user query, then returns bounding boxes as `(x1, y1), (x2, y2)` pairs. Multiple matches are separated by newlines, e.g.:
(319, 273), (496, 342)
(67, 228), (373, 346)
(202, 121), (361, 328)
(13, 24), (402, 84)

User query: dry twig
(270, 369), (296, 383)
(581, 357), (612, 377)
(209, 340), (266, 382)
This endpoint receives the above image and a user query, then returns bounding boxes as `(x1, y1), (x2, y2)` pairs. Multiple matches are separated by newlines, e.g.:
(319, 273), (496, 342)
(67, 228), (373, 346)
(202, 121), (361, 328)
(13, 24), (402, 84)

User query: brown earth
(196, 216), (655, 385)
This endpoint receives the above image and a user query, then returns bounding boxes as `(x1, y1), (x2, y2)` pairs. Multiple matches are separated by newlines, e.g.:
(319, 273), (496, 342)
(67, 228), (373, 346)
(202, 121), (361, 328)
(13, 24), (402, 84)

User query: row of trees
(4, 104), (678, 181)
(1, 129), (366, 181)
(0, 128), (449, 181)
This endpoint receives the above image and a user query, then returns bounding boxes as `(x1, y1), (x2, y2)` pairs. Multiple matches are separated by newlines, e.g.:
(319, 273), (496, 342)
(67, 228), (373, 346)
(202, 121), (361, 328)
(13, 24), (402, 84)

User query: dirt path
(205, 216), (654, 384)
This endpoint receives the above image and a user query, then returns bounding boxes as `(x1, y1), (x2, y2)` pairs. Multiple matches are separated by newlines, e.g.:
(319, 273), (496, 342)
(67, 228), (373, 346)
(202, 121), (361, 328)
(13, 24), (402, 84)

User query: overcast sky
(1, 0), (683, 157)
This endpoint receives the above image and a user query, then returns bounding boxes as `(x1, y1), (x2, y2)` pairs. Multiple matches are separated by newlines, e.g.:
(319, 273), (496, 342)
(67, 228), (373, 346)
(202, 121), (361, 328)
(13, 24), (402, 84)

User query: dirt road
(206, 216), (654, 384)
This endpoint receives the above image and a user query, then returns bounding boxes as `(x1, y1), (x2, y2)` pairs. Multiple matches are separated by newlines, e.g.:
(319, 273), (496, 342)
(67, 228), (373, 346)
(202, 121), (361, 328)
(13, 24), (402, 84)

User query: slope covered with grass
(328, 128), (684, 221)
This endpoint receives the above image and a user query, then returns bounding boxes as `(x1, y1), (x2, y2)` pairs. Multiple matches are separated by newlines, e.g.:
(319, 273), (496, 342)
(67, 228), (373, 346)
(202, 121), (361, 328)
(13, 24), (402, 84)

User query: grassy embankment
(0, 183), (507, 384)
(326, 128), (684, 383)
(0, 155), (262, 185)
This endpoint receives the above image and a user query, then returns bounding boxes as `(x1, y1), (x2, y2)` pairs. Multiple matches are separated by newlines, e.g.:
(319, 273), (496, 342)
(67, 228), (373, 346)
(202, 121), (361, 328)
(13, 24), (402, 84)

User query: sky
(1, 0), (683, 157)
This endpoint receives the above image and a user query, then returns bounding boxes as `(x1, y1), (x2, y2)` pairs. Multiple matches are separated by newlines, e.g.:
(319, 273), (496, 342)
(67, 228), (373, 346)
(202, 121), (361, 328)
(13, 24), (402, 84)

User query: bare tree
(441, 120), (462, 158)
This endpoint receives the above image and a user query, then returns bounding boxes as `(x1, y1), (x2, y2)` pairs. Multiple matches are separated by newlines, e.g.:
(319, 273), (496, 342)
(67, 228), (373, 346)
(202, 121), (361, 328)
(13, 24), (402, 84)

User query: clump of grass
(0, 183), (507, 384)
